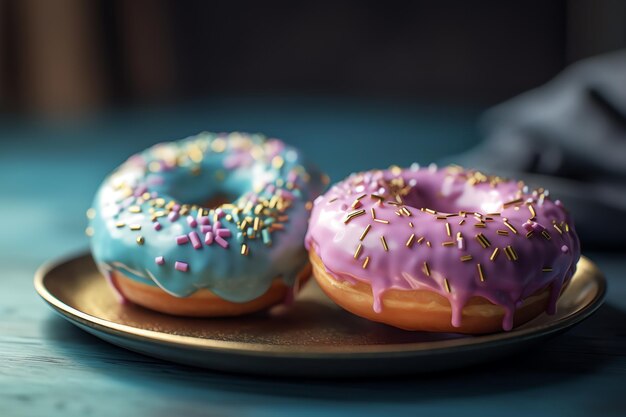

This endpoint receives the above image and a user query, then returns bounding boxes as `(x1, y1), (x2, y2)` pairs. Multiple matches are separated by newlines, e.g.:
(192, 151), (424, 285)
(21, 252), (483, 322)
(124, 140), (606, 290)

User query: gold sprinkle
(489, 247), (500, 261)
(85, 227), (94, 237)
(542, 230), (552, 240)
(370, 194), (385, 202)
(442, 241), (455, 247)
(426, 241), (432, 247)
(359, 224), (372, 241)
(380, 236), (389, 251)
(460, 255), (473, 262)
(327, 197), (338, 204)
(445, 222), (452, 236)
(528, 204), (536, 220)
(354, 243), (363, 259)
(344, 209), (366, 223)
(402, 207), (412, 217)
(443, 278), (451, 293)
(436, 216), (448, 220)
(128, 205), (141, 213)
(351, 199), (362, 209)
(459, 211), (467, 217)
(553, 224), (563, 235)
(129, 224), (141, 231)
(355, 193), (367, 200)
(526, 231), (534, 238)
(487, 212), (501, 216)
(542, 267), (553, 272)
(86, 208), (96, 219)
(503, 198), (523, 208)
(475, 233), (491, 248)
(423, 208), (437, 215)
(136, 236), (144, 245)
(374, 219), (390, 224)
(371, 207), (377, 219)
(271, 155), (284, 169)
(474, 222), (486, 228)
(423, 261), (431, 276)
(565, 223), (570, 232)
(503, 219), (518, 234)
(477, 263), (485, 282)
(241, 243), (249, 256)
(211, 138), (227, 152)
(253, 217), (261, 231)
(406, 233), (416, 248)
(417, 236), (425, 244)
(115, 222), (125, 228)
(473, 212), (483, 220)
(362, 256), (370, 269)
(458, 219), (466, 225)
(496, 230), (509, 236)
(408, 222), (414, 228)
(504, 245), (518, 261)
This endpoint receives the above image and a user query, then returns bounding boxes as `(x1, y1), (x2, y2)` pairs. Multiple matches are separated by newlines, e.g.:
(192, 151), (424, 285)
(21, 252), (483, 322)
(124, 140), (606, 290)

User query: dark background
(1, 0), (625, 120)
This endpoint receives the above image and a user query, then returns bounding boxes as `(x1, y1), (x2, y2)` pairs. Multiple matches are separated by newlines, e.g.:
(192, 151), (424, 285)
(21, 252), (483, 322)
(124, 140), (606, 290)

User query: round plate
(34, 253), (605, 377)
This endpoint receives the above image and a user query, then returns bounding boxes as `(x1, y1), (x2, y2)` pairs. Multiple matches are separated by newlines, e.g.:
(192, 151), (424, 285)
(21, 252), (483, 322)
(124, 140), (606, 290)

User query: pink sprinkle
(175, 261), (189, 272)
(204, 232), (214, 244)
(155, 256), (165, 265)
(187, 216), (197, 228)
(215, 235), (229, 248)
(214, 221), (222, 230)
(168, 211), (179, 222)
(189, 231), (202, 249)
(215, 209), (225, 218)
(523, 221), (534, 232)
(134, 184), (148, 197)
(200, 225), (212, 234)
(199, 216), (210, 225)
(172, 204), (181, 212)
(216, 229), (231, 238)
(561, 245), (569, 253)
(176, 235), (189, 245)
(153, 222), (162, 231)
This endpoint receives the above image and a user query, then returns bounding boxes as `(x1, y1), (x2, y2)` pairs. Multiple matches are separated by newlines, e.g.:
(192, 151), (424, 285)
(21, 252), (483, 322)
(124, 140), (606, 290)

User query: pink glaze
(305, 165), (580, 331)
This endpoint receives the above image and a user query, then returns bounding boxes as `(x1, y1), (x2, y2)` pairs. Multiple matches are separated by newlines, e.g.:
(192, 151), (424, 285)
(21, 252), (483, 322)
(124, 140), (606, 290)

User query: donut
(305, 164), (580, 333)
(88, 132), (326, 316)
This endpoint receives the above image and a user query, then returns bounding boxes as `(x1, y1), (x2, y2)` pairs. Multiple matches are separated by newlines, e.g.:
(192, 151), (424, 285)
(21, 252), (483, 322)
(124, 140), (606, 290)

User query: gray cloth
(449, 50), (626, 247)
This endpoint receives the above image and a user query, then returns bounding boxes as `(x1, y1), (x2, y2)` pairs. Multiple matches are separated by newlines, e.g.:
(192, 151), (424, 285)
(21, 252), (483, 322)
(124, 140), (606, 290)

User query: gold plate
(34, 253), (605, 377)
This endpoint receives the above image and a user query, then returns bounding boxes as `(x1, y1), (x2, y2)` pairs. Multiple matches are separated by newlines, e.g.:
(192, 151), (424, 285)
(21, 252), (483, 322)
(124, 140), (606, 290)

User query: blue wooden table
(1, 97), (624, 416)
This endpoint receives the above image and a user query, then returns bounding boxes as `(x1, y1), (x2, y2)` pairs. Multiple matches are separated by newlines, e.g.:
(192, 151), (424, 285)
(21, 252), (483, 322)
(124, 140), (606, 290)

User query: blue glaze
(89, 132), (326, 302)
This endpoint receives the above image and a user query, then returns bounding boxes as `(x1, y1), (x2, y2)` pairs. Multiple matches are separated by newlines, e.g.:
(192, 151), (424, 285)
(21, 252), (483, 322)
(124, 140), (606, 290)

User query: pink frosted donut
(305, 164), (580, 333)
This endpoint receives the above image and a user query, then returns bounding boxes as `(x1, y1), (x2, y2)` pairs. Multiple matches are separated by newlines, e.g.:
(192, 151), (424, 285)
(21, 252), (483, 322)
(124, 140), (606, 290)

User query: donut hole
(198, 193), (237, 209)
(402, 185), (483, 214)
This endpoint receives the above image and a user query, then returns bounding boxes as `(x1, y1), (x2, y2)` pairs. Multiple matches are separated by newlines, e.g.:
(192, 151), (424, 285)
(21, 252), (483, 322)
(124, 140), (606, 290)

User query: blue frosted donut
(88, 132), (326, 315)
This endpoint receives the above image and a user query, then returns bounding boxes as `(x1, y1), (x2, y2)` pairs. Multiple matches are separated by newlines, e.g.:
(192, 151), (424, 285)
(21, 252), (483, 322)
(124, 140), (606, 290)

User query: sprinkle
(129, 224), (141, 231)
(189, 231), (202, 249)
(457, 236), (465, 250)
(553, 224), (563, 235)
(409, 222), (414, 228)
(362, 256), (370, 269)
(442, 241), (455, 247)
(187, 216), (197, 228)
(86, 208), (96, 219)
(526, 230), (534, 238)
(85, 227), (94, 237)
(176, 235), (189, 245)
(359, 224), (372, 241)
(443, 278), (451, 293)
(528, 204), (536, 220)
(565, 223), (570, 232)
(458, 219), (466, 225)
(128, 205), (142, 213)
(460, 255), (473, 262)
(253, 217), (261, 231)
(351, 199), (362, 209)
(542, 267), (553, 272)
(423, 261), (430, 276)
(490, 247), (500, 261)
(406, 233), (416, 248)
(542, 230), (552, 240)
(370, 194), (385, 202)
(215, 235), (229, 248)
(168, 211), (179, 222)
(204, 232), (214, 244)
(380, 235), (389, 251)
(417, 236), (425, 244)
(175, 261), (188, 272)
(503, 198), (523, 208)
(477, 263), (485, 282)
(155, 256), (165, 265)
(115, 222), (125, 228)
(504, 245), (518, 261)
(561, 245), (569, 253)
(136, 236), (144, 245)
(356, 193), (367, 201)
(475, 233), (491, 248)
(354, 243), (363, 259)
(496, 230), (509, 236)
(153, 222), (162, 231)
(402, 207), (412, 216)
(241, 243), (249, 255)
(371, 207), (377, 219)
(426, 241), (432, 247)
(445, 222), (452, 236)
(423, 208), (437, 215)
(344, 209), (366, 223)
(474, 222), (486, 228)
(503, 219), (518, 234)
(261, 229), (271, 246)
(374, 219), (390, 224)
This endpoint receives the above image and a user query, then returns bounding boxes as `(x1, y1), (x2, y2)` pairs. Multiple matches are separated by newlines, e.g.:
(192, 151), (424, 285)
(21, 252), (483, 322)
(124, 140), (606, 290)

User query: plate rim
(34, 251), (606, 359)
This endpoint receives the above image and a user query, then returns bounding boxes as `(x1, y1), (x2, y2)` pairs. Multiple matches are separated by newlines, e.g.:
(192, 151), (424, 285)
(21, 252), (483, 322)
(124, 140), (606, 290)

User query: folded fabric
(449, 50), (626, 247)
